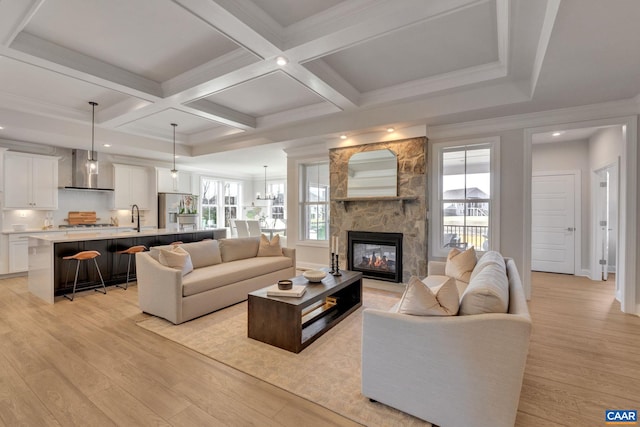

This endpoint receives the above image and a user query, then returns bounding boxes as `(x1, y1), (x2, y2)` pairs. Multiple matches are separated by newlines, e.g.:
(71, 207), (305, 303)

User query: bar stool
(63, 250), (106, 301)
(115, 245), (147, 290)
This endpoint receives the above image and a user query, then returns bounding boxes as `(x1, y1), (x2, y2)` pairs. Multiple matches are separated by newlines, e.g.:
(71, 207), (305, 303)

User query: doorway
(525, 117), (636, 314)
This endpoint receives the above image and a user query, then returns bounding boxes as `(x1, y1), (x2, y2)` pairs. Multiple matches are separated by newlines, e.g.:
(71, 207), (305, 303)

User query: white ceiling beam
(0, 0), (45, 46)
(360, 61), (508, 106)
(187, 125), (245, 145)
(8, 32), (163, 100)
(283, 64), (358, 110)
(162, 48), (259, 98)
(96, 98), (153, 124)
(173, 0), (283, 59)
(284, 0), (487, 62)
(528, 0), (561, 97)
(182, 100), (256, 130)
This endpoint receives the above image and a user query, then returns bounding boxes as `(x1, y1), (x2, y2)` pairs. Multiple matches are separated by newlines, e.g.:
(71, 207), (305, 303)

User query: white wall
(532, 139), (590, 271)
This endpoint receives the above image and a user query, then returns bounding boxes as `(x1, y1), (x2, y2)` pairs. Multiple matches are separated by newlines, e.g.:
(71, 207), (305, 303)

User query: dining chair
(246, 220), (261, 237)
(234, 220), (250, 237)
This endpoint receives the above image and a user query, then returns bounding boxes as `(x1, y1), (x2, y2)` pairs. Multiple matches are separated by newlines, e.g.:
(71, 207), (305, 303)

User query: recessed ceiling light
(340, 134), (347, 140)
(386, 127), (395, 133)
(103, 143), (111, 147)
(0, 126), (4, 130)
(276, 56), (288, 66)
(552, 131), (563, 137)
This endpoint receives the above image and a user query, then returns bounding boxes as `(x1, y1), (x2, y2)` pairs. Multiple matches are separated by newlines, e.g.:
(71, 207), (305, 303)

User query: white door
(532, 174), (576, 274)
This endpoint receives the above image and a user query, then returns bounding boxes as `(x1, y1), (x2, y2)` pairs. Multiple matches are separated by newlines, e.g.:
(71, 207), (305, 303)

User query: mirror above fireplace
(347, 149), (397, 197)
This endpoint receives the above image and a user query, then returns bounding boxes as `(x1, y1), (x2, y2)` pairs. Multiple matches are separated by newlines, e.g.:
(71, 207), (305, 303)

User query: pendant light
(170, 123), (178, 179)
(256, 165), (276, 200)
(87, 101), (99, 175)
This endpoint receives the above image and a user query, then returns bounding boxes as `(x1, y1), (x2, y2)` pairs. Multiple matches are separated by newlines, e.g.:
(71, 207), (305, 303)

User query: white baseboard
(579, 269), (591, 278)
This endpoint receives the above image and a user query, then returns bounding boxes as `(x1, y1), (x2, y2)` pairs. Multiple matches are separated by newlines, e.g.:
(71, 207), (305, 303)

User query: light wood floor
(0, 273), (638, 426)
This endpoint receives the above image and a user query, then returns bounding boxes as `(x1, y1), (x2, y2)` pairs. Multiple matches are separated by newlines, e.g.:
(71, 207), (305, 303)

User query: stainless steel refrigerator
(158, 192), (191, 231)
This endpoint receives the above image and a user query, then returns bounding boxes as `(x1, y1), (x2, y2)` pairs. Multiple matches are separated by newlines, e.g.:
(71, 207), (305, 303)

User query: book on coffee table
(266, 284), (306, 297)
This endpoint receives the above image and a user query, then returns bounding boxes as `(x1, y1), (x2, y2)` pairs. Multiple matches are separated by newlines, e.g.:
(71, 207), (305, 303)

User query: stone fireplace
(330, 137), (427, 282)
(348, 231), (403, 282)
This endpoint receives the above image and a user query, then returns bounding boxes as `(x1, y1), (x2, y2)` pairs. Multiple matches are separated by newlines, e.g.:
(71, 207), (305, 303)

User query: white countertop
(2, 226), (136, 235)
(25, 228), (224, 243)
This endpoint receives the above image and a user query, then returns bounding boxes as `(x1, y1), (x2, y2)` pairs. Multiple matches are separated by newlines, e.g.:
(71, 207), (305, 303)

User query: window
(431, 138), (500, 257)
(300, 162), (329, 241)
(224, 182), (241, 228)
(199, 178), (242, 229)
(268, 182), (285, 220)
(201, 178), (220, 228)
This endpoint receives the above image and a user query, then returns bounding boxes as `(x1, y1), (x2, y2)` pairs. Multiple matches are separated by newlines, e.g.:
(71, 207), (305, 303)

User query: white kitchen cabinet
(3, 152), (58, 209)
(156, 168), (192, 194)
(9, 233), (30, 273)
(113, 164), (150, 209)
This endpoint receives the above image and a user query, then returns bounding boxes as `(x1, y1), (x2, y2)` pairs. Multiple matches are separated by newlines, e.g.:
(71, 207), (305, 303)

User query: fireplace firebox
(348, 231), (403, 282)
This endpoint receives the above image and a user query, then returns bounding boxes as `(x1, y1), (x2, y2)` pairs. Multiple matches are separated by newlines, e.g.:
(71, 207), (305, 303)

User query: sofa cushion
(182, 255), (293, 297)
(470, 250), (505, 282)
(219, 237), (260, 262)
(158, 246), (193, 276)
(257, 234), (283, 257)
(180, 240), (222, 268)
(459, 264), (509, 315)
(445, 247), (477, 283)
(398, 276), (459, 316)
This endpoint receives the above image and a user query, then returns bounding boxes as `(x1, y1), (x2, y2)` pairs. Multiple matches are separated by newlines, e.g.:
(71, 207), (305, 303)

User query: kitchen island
(28, 228), (226, 303)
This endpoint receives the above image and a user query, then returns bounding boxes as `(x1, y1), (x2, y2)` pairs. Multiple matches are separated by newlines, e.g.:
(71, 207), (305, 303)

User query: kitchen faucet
(131, 204), (140, 232)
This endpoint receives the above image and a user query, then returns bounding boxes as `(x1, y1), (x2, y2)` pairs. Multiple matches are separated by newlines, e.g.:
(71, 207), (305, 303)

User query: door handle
(567, 227), (575, 231)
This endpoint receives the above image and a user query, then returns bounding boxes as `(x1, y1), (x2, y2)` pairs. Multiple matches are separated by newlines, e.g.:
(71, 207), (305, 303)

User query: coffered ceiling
(1, 0), (640, 176)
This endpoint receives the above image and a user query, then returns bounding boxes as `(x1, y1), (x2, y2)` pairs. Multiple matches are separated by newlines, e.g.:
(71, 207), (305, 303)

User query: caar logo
(606, 410), (637, 425)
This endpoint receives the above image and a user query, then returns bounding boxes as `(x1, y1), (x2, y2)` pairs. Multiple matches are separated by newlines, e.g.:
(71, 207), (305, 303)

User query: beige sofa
(362, 253), (531, 427)
(135, 237), (295, 324)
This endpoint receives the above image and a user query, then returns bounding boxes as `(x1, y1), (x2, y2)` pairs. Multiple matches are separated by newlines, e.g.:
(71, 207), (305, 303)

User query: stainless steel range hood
(64, 149), (114, 191)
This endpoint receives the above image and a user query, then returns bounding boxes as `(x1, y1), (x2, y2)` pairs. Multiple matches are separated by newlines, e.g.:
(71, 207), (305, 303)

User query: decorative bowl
(12, 224), (27, 232)
(277, 279), (293, 290)
(303, 270), (327, 282)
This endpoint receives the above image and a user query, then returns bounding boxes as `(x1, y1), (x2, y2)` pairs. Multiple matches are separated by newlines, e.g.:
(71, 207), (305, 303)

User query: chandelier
(256, 165), (276, 200)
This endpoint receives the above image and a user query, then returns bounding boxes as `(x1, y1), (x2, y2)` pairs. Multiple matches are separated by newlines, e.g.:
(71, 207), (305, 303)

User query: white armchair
(361, 258), (531, 427)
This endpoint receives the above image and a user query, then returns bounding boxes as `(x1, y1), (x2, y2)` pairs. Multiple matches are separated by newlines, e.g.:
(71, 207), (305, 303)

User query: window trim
(299, 161), (330, 243)
(430, 136), (501, 258)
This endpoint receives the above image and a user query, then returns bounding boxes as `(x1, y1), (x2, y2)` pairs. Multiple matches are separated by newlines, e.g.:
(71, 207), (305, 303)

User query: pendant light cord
(171, 123), (178, 173)
(89, 101), (98, 161)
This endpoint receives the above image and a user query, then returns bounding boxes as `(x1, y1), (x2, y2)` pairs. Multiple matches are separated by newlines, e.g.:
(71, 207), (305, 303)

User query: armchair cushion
(445, 247), (477, 283)
(398, 276), (459, 316)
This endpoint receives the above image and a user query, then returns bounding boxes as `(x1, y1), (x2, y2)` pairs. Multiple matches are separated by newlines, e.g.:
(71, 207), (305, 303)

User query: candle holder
(329, 252), (336, 274)
(332, 253), (342, 276)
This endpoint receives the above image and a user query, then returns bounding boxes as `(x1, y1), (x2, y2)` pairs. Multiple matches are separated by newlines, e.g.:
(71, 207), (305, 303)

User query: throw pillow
(257, 234), (283, 257)
(158, 245), (194, 276)
(445, 247), (477, 283)
(459, 264), (509, 315)
(398, 275), (459, 316)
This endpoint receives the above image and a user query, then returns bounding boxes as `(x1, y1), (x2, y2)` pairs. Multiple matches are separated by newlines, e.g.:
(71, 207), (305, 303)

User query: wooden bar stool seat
(115, 245), (147, 290)
(63, 250), (106, 301)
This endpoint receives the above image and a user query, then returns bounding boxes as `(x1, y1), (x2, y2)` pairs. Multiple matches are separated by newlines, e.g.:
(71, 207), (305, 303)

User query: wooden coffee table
(248, 269), (363, 353)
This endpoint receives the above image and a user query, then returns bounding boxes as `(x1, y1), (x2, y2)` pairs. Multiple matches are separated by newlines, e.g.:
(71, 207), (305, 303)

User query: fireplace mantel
(333, 196), (418, 213)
